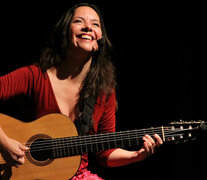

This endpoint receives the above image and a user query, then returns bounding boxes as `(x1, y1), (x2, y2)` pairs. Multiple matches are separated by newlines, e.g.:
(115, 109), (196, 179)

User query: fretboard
(51, 127), (165, 158)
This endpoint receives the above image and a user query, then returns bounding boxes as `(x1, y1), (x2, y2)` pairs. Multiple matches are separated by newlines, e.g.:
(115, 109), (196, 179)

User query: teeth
(80, 35), (92, 40)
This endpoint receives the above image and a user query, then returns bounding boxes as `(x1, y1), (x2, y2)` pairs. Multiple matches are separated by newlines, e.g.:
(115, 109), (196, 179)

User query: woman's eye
(93, 23), (100, 27)
(73, 19), (82, 23)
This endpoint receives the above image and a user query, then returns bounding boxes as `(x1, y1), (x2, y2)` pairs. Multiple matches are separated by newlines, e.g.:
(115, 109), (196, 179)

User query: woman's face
(69, 6), (102, 54)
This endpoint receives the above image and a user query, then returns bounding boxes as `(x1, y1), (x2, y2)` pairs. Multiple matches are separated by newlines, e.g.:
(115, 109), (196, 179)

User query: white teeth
(81, 35), (92, 40)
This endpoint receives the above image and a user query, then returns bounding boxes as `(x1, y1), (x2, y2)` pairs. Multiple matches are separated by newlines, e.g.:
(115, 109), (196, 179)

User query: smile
(77, 34), (94, 41)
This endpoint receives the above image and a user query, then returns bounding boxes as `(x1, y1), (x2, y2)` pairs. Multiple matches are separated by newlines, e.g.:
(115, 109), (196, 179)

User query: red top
(0, 65), (117, 178)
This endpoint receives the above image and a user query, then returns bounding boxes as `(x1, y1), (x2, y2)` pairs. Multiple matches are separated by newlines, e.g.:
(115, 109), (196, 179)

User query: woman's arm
(107, 134), (163, 167)
(0, 66), (35, 100)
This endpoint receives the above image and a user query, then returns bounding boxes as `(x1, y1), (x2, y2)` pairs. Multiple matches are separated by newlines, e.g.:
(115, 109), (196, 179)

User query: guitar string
(0, 134), (185, 165)
(23, 127), (176, 149)
(25, 126), (184, 148)
(26, 134), (184, 154)
(24, 128), (191, 153)
(24, 127), (192, 152)
(0, 122), (200, 165)
(0, 130), (192, 163)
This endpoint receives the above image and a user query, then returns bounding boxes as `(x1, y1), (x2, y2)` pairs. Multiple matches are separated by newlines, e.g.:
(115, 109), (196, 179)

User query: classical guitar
(0, 113), (206, 180)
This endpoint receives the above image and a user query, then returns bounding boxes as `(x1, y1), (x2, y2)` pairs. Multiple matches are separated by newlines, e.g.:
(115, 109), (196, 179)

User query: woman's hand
(107, 134), (163, 167)
(0, 135), (29, 167)
(137, 134), (163, 160)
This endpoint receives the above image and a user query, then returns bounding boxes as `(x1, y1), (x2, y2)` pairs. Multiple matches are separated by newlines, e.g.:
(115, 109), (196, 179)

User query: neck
(55, 52), (92, 84)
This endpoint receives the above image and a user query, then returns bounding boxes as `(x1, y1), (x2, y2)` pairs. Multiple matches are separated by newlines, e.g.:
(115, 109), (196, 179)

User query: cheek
(68, 27), (78, 45)
(95, 29), (102, 40)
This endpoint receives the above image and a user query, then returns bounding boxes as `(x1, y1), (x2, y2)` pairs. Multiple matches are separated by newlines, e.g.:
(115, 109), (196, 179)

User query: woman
(0, 3), (163, 179)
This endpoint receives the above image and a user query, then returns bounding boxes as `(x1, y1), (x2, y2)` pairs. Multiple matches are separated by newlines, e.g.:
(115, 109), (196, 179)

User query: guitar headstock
(164, 120), (207, 144)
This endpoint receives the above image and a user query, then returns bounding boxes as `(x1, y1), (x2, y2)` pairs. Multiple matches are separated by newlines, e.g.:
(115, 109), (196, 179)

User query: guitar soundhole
(30, 139), (51, 161)
(26, 134), (54, 166)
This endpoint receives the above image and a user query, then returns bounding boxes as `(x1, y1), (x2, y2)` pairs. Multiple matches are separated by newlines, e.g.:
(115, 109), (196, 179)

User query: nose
(81, 22), (92, 32)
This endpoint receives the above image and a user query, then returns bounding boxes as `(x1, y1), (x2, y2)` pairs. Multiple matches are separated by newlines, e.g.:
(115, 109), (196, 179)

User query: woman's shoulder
(18, 64), (46, 78)
(7, 64), (41, 74)
(25, 64), (42, 74)
(7, 64), (46, 83)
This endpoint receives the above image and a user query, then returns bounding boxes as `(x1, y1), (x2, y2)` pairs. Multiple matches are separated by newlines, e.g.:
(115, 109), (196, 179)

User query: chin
(79, 45), (93, 53)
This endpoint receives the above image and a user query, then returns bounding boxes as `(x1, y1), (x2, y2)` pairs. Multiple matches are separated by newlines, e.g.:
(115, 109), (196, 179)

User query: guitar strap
(76, 97), (95, 135)
(75, 39), (104, 135)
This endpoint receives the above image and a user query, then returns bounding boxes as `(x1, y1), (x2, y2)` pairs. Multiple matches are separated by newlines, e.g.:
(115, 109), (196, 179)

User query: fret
(143, 128), (146, 136)
(96, 135), (104, 152)
(151, 127), (155, 136)
(58, 138), (63, 157)
(113, 133), (116, 148)
(135, 130), (139, 146)
(55, 138), (60, 157)
(84, 135), (88, 153)
(120, 131), (124, 148)
(52, 139), (56, 158)
(52, 138), (60, 158)
(89, 135), (93, 152)
(69, 137), (74, 156)
(94, 134), (99, 152)
(128, 130), (139, 147)
(78, 137), (83, 154)
(114, 132), (122, 148)
(101, 134), (104, 150)
(62, 138), (66, 157)
(106, 133), (110, 149)
(127, 130), (131, 147)
(73, 137), (78, 155)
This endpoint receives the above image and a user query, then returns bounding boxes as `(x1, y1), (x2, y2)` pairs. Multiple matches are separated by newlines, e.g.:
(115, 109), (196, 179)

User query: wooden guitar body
(0, 113), (206, 179)
(0, 113), (81, 180)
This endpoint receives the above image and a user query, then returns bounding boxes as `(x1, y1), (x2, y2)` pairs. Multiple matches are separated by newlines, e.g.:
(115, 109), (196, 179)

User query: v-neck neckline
(46, 70), (63, 116)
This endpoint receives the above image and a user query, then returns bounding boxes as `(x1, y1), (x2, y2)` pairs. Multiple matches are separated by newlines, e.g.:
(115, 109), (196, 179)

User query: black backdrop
(0, 1), (206, 179)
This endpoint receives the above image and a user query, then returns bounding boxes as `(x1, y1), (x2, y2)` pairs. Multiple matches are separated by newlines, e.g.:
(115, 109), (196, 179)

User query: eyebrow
(73, 16), (100, 22)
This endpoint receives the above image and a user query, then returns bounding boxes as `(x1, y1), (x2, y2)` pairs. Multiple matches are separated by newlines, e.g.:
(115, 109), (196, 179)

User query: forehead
(73, 6), (100, 21)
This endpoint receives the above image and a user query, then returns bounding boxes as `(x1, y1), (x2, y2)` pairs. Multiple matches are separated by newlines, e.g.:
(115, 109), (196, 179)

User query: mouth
(77, 34), (94, 41)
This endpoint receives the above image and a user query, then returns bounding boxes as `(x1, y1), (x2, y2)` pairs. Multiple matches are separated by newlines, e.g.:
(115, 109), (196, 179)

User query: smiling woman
(69, 6), (102, 53)
(0, 2), (163, 180)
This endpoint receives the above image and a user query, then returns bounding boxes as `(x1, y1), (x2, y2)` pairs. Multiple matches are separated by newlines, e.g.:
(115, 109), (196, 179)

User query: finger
(145, 134), (156, 147)
(143, 141), (149, 152)
(154, 134), (163, 146)
(15, 156), (25, 165)
(144, 135), (156, 152)
(143, 137), (152, 152)
(143, 136), (152, 147)
(17, 144), (29, 158)
(143, 136), (155, 154)
(19, 144), (29, 151)
(15, 151), (25, 158)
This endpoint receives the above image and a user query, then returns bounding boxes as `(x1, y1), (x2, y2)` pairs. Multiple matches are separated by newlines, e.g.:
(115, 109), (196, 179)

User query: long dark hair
(39, 3), (116, 118)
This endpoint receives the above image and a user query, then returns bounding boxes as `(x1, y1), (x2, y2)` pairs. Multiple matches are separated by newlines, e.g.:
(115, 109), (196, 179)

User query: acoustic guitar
(0, 113), (206, 179)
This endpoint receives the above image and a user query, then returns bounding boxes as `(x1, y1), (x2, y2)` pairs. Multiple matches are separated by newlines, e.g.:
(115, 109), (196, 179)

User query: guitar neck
(35, 122), (204, 159)
(51, 127), (165, 158)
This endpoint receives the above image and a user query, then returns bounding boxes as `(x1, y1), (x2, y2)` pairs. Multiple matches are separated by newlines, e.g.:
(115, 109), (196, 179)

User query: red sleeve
(0, 66), (35, 100)
(95, 90), (118, 167)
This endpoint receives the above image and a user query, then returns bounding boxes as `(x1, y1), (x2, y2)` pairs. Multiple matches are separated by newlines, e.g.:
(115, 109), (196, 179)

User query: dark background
(0, 1), (206, 179)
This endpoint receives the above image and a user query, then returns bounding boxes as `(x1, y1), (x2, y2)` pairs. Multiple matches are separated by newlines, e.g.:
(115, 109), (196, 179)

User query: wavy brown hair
(39, 3), (116, 115)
